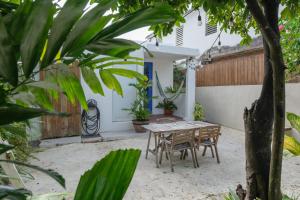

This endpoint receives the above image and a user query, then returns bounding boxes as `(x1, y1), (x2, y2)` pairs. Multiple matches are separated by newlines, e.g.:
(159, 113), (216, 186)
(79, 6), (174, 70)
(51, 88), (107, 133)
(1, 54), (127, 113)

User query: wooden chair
(195, 126), (221, 164)
(159, 129), (198, 172)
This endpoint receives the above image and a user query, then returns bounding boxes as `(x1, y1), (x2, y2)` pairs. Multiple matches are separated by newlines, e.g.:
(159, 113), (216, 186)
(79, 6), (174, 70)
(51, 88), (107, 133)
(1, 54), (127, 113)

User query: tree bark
(244, 39), (273, 200)
(244, 1), (286, 199)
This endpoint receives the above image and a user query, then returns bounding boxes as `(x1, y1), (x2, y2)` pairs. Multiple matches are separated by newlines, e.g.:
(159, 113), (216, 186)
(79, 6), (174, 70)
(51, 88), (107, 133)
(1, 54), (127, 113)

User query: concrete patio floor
(25, 127), (300, 200)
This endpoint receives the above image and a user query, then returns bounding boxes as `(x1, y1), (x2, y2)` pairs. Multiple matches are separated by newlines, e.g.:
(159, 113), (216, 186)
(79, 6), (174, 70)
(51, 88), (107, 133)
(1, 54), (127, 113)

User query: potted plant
(156, 99), (177, 116)
(193, 102), (205, 121)
(124, 81), (151, 133)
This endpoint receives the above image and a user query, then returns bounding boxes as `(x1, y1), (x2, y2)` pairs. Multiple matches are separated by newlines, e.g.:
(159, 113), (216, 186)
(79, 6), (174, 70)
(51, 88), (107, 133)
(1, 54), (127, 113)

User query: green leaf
(41, 0), (89, 67)
(20, 0), (54, 77)
(0, 186), (31, 200)
(0, 159), (65, 188)
(86, 39), (141, 58)
(106, 68), (147, 81)
(0, 16), (18, 86)
(100, 70), (123, 96)
(51, 64), (87, 110)
(287, 112), (300, 132)
(0, 124), (27, 140)
(31, 192), (72, 200)
(94, 4), (176, 39)
(30, 87), (54, 110)
(0, 143), (14, 155)
(0, 104), (68, 125)
(74, 149), (141, 200)
(95, 61), (144, 69)
(284, 135), (300, 156)
(81, 67), (104, 95)
(26, 81), (61, 92)
(4, 0), (33, 45)
(61, 0), (117, 56)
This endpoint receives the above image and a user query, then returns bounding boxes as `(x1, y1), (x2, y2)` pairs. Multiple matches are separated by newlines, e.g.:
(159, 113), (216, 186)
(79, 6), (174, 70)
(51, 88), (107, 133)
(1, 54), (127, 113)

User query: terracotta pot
(164, 109), (173, 116)
(132, 120), (149, 133)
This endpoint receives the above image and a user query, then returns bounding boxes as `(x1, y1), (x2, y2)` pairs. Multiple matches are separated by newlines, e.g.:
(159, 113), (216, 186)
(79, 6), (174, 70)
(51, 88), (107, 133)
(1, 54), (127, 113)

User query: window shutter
(205, 15), (217, 36)
(176, 26), (184, 46)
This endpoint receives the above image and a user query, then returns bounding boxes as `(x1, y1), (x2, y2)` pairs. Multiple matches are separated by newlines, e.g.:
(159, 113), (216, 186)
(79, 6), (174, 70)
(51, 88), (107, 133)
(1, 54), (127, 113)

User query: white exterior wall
(145, 56), (174, 115)
(162, 10), (256, 54)
(81, 50), (144, 132)
(196, 83), (300, 131)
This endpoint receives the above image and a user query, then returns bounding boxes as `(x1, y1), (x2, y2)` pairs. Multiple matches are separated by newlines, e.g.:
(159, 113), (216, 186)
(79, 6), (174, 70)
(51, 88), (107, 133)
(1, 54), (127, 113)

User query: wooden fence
(40, 67), (81, 139)
(196, 47), (265, 87)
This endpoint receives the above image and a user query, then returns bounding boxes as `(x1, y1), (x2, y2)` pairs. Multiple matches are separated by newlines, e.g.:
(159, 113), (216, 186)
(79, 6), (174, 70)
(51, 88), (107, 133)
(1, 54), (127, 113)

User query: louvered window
(176, 26), (183, 46)
(205, 15), (217, 36)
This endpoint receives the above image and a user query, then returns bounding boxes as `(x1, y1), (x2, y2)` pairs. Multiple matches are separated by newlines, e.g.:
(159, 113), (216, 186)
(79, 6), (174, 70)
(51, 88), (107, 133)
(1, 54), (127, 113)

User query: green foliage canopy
(0, 0), (176, 124)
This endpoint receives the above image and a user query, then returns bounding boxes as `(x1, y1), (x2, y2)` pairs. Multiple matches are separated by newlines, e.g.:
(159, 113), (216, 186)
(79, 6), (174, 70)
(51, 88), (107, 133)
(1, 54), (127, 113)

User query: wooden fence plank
(196, 48), (264, 87)
(40, 67), (81, 139)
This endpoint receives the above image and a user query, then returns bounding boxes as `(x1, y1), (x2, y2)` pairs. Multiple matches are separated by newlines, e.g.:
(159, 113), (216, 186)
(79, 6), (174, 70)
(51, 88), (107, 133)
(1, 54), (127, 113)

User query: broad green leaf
(51, 64), (87, 110)
(31, 192), (72, 200)
(26, 81), (61, 92)
(95, 61), (144, 69)
(4, 0), (32, 45)
(74, 149), (141, 200)
(0, 186), (31, 200)
(41, 0), (89, 67)
(81, 68), (104, 95)
(0, 16), (18, 86)
(100, 70), (123, 96)
(80, 56), (121, 67)
(284, 135), (300, 156)
(62, 0), (117, 56)
(0, 143), (14, 155)
(0, 104), (68, 125)
(30, 87), (54, 110)
(106, 68), (147, 81)
(0, 159), (65, 188)
(0, 124), (27, 140)
(86, 39), (141, 58)
(20, 0), (54, 77)
(287, 112), (300, 132)
(94, 4), (176, 39)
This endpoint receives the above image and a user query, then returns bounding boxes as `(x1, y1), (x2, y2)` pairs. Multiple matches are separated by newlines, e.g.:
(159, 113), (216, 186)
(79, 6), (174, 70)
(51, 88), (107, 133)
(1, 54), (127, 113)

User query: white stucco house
(148, 9), (257, 55)
(81, 44), (199, 133)
(81, 9), (257, 133)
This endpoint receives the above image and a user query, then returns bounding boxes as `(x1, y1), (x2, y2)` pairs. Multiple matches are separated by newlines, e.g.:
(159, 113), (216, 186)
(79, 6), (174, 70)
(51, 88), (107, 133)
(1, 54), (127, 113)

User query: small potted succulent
(124, 81), (151, 133)
(156, 99), (177, 116)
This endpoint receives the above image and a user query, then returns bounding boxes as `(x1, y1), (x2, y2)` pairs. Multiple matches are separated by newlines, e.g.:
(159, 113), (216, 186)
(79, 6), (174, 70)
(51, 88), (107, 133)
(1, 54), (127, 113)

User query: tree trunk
(244, 1), (286, 199)
(244, 39), (273, 200)
(258, 2), (286, 199)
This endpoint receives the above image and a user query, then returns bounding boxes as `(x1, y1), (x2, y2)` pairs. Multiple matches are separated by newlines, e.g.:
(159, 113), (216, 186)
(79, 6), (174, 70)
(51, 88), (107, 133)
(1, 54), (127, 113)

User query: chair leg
(184, 150), (188, 159)
(190, 148), (196, 168)
(170, 150), (174, 172)
(194, 148), (199, 167)
(159, 143), (164, 165)
(202, 146), (207, 156)
(166, 145), (174, 172)
(145, 131), (152, 159)
(180, 150), (184, 160)
(214, 145), (220, 164)
(210, 146), (215, 158)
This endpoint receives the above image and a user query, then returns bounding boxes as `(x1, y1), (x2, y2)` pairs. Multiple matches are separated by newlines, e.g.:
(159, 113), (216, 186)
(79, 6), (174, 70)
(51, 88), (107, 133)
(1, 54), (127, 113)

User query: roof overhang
(144, 44), (199, 60)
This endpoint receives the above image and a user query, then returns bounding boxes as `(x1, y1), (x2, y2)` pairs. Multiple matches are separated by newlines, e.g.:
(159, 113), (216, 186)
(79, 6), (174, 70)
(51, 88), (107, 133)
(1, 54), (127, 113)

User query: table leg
(145, 131), (152, 159)
(154, 133), (159, 168)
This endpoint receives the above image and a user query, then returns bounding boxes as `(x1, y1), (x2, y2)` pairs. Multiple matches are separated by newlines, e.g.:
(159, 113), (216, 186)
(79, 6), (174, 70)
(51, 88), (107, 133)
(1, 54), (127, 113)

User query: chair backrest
(171, 129), (195, 146)
(198, 126), (221, 143)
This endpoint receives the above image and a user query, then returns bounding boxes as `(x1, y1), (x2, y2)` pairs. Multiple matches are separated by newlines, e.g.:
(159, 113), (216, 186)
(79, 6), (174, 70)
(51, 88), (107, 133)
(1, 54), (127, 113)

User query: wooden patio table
(143, 121), (217, 168)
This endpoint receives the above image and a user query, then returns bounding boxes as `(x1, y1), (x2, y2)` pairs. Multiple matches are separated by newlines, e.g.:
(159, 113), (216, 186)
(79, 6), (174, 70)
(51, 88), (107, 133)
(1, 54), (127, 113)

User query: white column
(184, 58), (196, 121)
